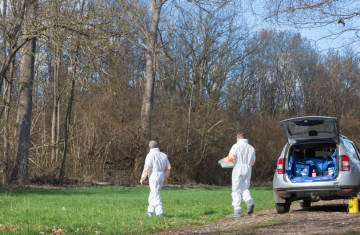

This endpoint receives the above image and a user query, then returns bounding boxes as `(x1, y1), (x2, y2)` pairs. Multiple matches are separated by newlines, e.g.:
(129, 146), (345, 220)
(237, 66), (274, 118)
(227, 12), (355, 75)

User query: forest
(1, 0), (360, 187)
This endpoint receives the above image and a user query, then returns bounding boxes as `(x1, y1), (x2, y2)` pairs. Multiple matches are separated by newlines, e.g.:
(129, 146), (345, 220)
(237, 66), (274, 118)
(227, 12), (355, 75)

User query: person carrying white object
(140, 140), (171, 217)
(218, 132), (256, 217)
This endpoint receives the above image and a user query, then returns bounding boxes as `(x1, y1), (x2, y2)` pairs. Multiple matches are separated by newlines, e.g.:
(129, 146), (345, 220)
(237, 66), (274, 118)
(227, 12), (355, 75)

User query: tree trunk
(3, 59), (14, 187)
(51, 46), (60, 163)
(1, 0), (9, 187)
(140, 0), (162, 143)
(51, 0), (61, 164)
(11, 1), (37, 185)
(59, 74), (75, 186)
(59, 0), (85, 184)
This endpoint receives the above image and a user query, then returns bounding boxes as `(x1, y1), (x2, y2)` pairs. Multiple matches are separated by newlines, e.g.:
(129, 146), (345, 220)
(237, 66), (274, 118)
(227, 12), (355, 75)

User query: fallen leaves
(51, 226), (66, 235)
(0, 224), (23, 230)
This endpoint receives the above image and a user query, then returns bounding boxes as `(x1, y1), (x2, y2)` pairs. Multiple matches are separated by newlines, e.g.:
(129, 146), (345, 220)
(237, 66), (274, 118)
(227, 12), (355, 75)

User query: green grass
(345, 229), (360, 235)
(0, 185), (274, 234)
(254, 219), (286, 226)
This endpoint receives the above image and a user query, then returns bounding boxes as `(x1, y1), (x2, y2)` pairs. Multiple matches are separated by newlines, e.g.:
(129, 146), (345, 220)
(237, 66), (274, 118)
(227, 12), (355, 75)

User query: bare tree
(262, 0), (360, 48)
(141, 0), (163, 143)
(51, 0), (62, 164)
(118, 0), (233, 144)
(1, 0), (10, 187)
(59, 50), (77, 186)
(2, 56), (15, 187)
(59, 0), (88, 185)
(0, 0), (33, 99)
(11, 0), (37, 185)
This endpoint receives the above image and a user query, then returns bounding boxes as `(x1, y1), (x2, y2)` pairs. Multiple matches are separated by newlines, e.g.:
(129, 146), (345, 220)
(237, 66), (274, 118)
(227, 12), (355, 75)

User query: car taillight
(342, 155), (350, 171)
(277, 158), (284, 174)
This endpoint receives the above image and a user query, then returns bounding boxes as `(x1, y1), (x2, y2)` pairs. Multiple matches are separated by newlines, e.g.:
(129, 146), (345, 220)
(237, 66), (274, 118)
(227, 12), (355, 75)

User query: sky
(240, 1), (360, 54)
(290, 26), (359, 53)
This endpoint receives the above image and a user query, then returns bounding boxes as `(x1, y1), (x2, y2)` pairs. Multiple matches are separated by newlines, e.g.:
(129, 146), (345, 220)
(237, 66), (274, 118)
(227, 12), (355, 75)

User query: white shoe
(246, 200), (255, 215)
(143, 212), (154, 217)
(229, 210), (241, 217)
(247, 204), (255, 215)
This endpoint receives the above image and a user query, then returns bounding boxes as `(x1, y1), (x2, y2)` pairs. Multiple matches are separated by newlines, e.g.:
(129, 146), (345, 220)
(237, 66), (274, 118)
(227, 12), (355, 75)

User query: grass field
(0, 185), (274, 234)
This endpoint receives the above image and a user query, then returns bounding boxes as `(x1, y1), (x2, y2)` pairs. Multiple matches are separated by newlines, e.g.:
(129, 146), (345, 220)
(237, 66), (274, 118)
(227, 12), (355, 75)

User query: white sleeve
(251, 148), (256, 162)
(229, 144), (237, 155)
(145, 154), (153, 167)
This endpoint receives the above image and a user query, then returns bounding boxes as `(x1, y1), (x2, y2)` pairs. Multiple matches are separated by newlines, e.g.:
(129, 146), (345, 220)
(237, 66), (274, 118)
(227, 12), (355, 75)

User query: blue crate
(294, 162), (310, 177)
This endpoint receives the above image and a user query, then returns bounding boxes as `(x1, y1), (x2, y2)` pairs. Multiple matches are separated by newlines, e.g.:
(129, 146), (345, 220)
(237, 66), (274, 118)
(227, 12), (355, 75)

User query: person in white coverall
(140, 140), (171, 217)
(219, 132), (256, 217)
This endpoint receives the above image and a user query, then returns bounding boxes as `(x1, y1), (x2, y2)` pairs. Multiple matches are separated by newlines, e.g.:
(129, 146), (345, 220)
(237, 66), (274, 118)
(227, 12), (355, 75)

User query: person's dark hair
(237, 132), (246, 139)
(149, 140), (158, 148)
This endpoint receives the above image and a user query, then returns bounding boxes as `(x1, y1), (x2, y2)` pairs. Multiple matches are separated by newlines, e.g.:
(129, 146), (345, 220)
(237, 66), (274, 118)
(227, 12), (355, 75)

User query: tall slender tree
(119, 0), (232, 144)
(11, 0), (37, 184)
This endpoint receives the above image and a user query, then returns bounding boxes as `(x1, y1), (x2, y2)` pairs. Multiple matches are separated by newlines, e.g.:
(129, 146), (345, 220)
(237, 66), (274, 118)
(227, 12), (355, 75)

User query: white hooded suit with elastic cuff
(141, 148), (171, 216)
(227, 139), (256, 213)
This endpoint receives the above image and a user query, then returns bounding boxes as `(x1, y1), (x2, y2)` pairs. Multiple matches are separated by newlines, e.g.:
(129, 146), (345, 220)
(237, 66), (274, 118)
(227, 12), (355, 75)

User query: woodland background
(1, 0), (360, 187)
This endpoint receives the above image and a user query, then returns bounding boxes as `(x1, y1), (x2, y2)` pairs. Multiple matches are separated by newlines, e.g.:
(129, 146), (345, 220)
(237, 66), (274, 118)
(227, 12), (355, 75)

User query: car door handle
(334, 182), (339, 187)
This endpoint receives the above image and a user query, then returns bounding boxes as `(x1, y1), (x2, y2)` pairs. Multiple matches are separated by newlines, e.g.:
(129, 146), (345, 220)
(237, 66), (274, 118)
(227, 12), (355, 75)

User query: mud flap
(274, 190), (287, 203)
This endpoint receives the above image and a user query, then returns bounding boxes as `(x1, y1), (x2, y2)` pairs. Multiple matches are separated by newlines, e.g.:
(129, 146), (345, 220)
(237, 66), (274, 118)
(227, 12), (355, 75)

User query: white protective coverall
(141, 148), (171, 215)
(227, 139), (256, 211)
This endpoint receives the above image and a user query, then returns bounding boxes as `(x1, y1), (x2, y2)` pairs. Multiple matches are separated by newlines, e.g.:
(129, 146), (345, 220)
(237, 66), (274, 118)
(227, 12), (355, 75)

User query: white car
(273, 116), (360, 213)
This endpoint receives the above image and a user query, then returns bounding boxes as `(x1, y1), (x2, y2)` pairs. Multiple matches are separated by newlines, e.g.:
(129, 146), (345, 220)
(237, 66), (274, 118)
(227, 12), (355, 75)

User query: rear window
(288, 120), (335, 135)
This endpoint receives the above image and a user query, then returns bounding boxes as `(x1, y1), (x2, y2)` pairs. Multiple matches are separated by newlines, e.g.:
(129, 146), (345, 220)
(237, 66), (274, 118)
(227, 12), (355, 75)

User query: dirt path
(156, 200), (360, 234)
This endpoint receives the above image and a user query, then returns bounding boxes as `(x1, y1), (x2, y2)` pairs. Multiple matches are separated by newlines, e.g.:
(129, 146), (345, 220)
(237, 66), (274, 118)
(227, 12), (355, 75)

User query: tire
(275, 202), (291, 214)
(299, 200), (311, 208)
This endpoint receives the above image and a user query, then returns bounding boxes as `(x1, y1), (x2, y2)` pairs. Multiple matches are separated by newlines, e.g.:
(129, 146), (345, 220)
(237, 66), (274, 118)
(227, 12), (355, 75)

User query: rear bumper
(274, 185), (360, 201)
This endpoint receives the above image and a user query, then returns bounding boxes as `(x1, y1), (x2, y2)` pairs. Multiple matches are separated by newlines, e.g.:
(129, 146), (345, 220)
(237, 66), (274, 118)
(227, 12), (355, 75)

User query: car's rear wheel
(275, 202), (291, 214)
(299, 200), (311, 208)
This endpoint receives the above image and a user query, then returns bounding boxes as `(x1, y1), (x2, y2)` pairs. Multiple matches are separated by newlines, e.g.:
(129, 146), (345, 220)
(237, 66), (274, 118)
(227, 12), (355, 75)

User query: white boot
(143, 212), (154, 217)
(229, 209), (241, 217)
(246, 199), (255, 215)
